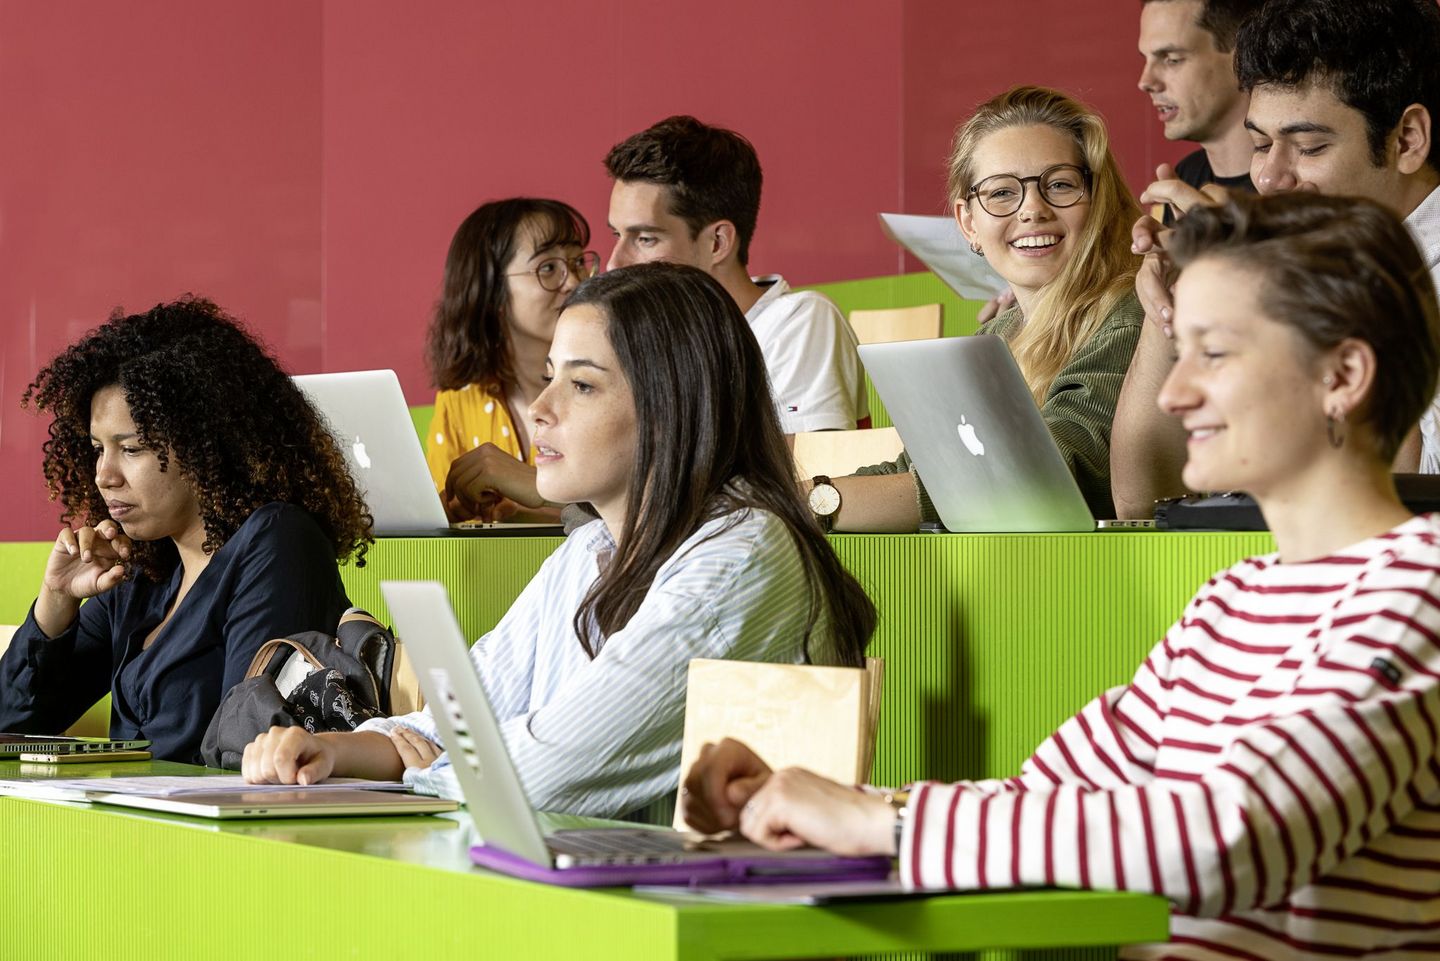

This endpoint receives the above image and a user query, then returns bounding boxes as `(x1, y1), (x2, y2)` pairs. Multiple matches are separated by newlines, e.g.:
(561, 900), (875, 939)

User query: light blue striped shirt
(357, 506), (837, 817)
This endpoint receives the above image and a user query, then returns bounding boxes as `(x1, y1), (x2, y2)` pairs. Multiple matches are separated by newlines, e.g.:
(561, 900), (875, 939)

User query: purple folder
(470, 843), (893, 888)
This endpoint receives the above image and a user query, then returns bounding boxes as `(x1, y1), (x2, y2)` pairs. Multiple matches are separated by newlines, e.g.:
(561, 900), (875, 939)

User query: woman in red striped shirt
(683, 192), (1440, 961)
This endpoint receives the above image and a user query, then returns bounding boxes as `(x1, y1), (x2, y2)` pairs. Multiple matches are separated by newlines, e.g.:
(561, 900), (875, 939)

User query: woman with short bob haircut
(830, 86), (1143, 528)
(684, 194), (1440, 960)
(426, 197), (597, 521)
(244, 263), (877, 819)
(1, 298), (372, 763)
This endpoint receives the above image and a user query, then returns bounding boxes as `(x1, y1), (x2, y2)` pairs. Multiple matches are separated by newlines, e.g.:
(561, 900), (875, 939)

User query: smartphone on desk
(19, 750), (152, 764)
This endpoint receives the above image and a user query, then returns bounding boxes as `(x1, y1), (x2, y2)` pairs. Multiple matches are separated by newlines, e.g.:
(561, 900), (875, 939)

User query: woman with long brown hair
(243, 263), (877, 818)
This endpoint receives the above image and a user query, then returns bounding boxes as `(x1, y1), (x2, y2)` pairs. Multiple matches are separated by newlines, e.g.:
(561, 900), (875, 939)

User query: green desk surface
(1, 759), (1169, 961)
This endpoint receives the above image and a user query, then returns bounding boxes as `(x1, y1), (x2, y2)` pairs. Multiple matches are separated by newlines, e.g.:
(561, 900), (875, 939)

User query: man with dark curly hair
(0, 298), (374, 763)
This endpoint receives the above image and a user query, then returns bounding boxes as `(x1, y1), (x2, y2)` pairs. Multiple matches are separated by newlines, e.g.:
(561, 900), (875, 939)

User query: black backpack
(200, 607), (424, 769)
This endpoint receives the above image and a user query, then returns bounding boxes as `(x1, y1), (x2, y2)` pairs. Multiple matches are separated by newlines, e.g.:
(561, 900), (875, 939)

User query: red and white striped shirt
(902, 515), (1440, 960)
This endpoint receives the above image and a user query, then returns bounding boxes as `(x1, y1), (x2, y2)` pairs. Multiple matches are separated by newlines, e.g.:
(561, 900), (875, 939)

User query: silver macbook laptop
(859, 336), (1093, 532)
(0, 733), (149, 757)
(98, 788), (459, 820)
(292, 370), (562, 537)
(379, 580), (891, 887)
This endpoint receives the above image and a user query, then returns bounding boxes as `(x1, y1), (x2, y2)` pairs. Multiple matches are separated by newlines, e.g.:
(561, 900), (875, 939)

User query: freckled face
(529, 305), (639, 531)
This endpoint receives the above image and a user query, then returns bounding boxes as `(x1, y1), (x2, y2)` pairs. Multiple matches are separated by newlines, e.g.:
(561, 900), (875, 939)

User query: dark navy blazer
(0, 503), (351, 763)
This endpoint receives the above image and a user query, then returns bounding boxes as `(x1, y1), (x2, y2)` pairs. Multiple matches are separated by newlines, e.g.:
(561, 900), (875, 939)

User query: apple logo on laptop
(352, 435), (372, 470)
(957, 416), (986, 456)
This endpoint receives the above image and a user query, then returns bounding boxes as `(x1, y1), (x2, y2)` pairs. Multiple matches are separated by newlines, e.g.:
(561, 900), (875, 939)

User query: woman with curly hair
(0, 298), (373, 763)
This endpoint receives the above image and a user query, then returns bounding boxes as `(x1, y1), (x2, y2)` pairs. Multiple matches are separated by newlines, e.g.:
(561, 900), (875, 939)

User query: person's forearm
(1110, 322), (1191, 519)
(832, 472), (923, 533)
(319, 731), (406, 781)
(33, 590), (81, 640)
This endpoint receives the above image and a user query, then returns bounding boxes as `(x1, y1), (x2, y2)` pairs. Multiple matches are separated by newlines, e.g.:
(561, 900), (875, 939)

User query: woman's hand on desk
(243, 727), (338, 785)
(387, 726), (443, 769)
(35, 521), (134, 637)
(443, 443), (545, 521)
(243, 727), (422, 784)
(683, 737), (895, 856)
(681, 737), (774, 834)
(738, 768), (896, 858)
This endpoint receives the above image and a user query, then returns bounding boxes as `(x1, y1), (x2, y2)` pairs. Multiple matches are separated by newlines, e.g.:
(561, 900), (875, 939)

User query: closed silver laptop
(859, 336), (1093, 532)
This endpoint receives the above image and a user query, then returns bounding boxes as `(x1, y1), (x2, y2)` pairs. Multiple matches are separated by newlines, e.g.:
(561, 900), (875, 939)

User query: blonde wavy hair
(949, 86), (1140, 401)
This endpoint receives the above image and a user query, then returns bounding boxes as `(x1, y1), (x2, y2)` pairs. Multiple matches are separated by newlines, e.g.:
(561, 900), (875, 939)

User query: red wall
(0, 0), (323, 542)
(1, 0), (1176, 541)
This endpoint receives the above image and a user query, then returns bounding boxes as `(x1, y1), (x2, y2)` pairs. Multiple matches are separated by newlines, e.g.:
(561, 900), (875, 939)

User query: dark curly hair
(23, 297), (374, 579)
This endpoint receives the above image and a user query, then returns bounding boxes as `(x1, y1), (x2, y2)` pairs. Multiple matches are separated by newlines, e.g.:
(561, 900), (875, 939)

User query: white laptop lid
(292, 370), (450, 534)
(859, 336), (1093, 532)
(378, 580), (554, 865)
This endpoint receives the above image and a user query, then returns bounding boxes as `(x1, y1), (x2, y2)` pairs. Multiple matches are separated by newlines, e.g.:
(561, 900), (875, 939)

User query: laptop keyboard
(547, 829), (695, 859)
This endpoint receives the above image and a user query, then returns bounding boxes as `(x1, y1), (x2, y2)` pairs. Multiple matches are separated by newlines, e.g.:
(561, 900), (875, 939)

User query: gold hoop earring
(1326, 411), (1346, 450)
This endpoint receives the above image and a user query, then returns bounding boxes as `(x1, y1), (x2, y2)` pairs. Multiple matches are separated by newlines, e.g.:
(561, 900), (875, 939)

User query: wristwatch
(881, 788), (910, 856)
(808, 475), (841, 533)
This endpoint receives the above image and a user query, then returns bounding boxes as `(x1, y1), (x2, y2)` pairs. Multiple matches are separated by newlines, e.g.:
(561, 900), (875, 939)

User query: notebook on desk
(380, 579), (893, 888)
(0, 772), (459, 820)
(859, 336), (1094, 532)
(292, 370), (563, 537)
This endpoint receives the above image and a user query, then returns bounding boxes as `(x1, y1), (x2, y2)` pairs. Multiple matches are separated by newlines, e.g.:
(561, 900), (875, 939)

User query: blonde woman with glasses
(812, 86), (1142, 530)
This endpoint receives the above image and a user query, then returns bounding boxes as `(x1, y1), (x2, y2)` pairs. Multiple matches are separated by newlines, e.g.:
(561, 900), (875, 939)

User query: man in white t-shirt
(603, 115), (868, 434)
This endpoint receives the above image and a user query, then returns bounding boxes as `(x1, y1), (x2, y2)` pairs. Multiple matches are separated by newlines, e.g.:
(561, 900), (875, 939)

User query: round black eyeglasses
(965, 164), (1092, 217)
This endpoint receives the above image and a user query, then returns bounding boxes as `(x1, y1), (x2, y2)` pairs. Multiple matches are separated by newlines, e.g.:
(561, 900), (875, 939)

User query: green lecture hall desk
(1, 759), (1167, 961)
(0, 528), (1275, 960)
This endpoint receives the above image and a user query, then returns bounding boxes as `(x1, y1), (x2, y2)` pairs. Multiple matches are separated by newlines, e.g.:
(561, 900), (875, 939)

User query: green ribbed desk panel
(341, 530), (1270, 790)
(1, 790), (1166, 961)
(832, 531), (1272, 787)
(338, 534), (567, 638)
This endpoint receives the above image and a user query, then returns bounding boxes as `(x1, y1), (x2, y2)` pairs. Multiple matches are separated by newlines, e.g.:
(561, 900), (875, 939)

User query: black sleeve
(217, 505), (351, 697)
(0, 596), (115, 734)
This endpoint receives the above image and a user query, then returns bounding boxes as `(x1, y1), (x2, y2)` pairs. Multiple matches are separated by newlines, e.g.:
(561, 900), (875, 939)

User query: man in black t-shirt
(1138, 0), (1262, 196)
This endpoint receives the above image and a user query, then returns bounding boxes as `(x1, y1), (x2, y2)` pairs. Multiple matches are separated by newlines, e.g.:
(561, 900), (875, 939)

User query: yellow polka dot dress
(425, 384), (532, 495)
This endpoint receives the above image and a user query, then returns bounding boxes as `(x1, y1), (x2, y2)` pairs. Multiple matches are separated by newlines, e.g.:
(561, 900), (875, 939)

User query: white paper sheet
(0, 774), (404, 801)
(879, 212), (1007, 301)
